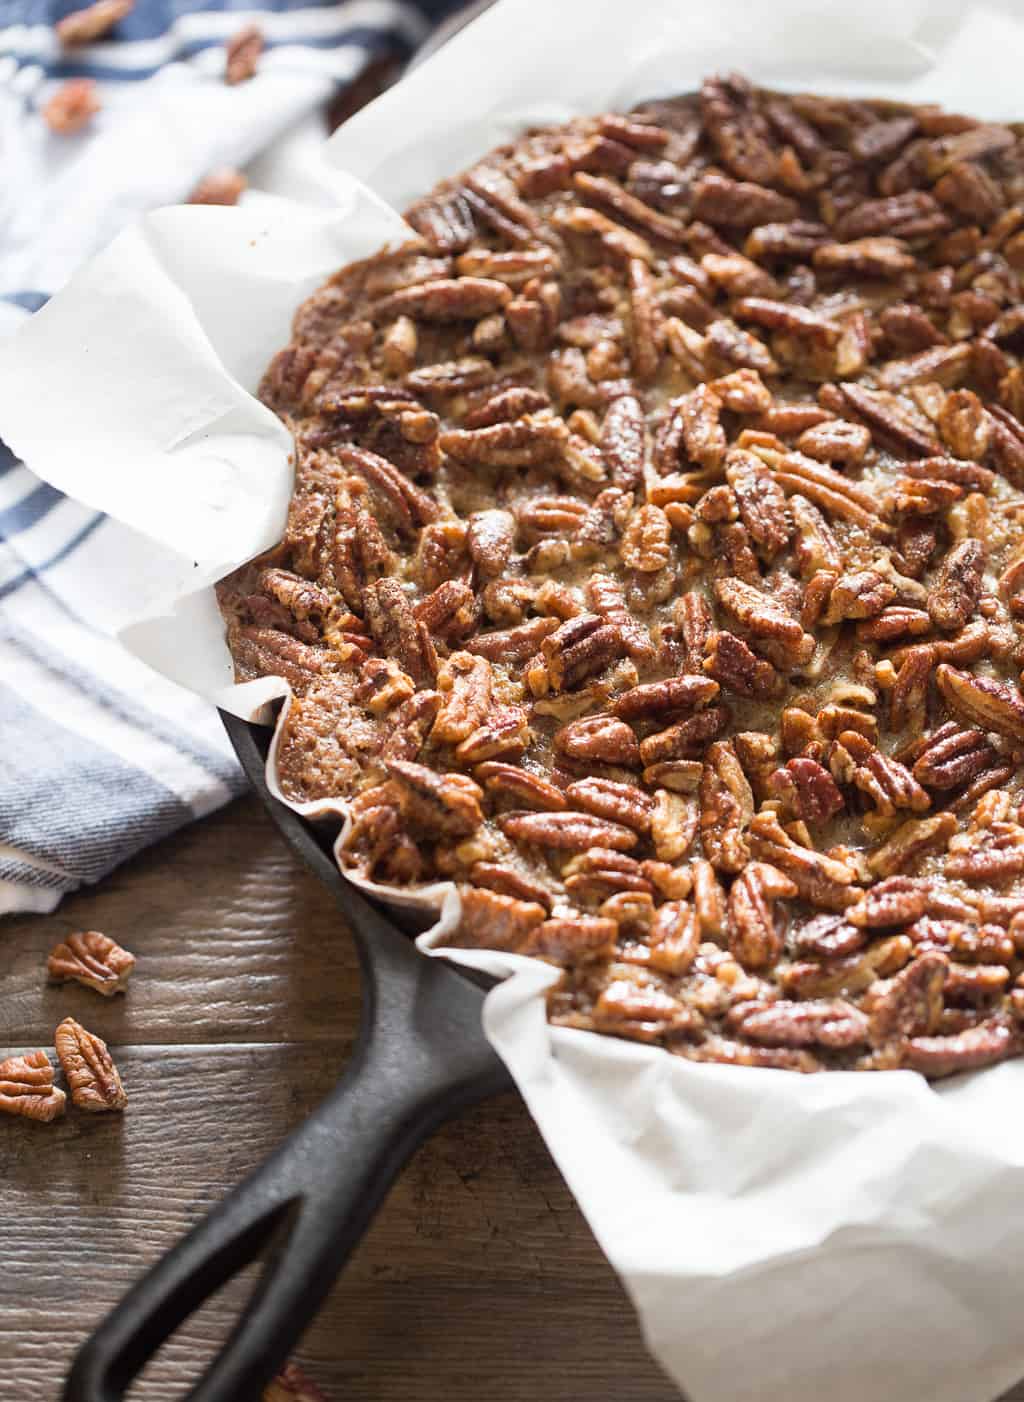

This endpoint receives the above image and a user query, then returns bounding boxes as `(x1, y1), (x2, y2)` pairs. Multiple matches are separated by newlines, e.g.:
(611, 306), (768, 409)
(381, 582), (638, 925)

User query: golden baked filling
(219, 75), (1024, 1075)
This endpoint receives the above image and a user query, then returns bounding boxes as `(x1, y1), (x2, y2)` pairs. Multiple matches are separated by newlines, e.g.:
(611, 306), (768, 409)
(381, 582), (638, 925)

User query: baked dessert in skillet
(219, 75), (1024, 1075)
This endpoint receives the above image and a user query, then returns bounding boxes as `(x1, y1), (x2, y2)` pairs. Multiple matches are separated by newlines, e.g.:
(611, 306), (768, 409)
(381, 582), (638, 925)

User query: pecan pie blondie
(220, 76), (1024, 1076)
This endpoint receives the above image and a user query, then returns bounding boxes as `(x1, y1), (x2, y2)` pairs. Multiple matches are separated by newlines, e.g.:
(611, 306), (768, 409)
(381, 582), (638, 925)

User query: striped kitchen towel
(0, 0), (464, 914)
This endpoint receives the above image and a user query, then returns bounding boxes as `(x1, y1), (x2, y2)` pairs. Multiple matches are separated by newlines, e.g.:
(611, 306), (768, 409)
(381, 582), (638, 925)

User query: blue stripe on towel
(0, 857), (78, 892)
(0, 681), (195, 884)
(0, 480), (64, 536)
(45, 23), (409, 80)
(1, 0), (458, 51)
(0, 512), (105, 601)
(5, 611), (245, 791)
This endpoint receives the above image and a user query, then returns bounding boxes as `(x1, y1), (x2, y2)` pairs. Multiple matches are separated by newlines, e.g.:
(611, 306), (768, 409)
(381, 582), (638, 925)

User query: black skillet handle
(64, 893), (510, 1402)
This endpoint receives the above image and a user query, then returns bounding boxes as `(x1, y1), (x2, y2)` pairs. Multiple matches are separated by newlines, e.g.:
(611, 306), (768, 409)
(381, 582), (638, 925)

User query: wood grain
(0, 796), (673, 1401)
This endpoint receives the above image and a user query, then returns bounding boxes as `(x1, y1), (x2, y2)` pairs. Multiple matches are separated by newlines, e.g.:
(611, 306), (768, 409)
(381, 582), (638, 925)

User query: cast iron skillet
(63, 712), (513, 1402)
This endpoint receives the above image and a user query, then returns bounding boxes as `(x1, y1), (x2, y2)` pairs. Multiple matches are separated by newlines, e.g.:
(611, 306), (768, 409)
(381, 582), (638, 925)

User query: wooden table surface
(0, 794), (676, 1401)
(7, 796), (1024, 1402)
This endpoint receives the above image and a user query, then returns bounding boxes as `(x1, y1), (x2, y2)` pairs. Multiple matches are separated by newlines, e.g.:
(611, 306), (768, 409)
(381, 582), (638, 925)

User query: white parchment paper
(3, 3), (1024, 1398)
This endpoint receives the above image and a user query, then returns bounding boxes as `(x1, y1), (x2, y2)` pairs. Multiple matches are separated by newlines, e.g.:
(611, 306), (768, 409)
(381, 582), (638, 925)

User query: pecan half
(848, 876), (929, 930)
(864, 951), (948, 1045)
(704, 631), (783, 699)
(538, 614), (626, 692)
(611, 674), (718, 721)
(567, 777), (654, 833)
(728, 862), (798, 970)
(454, 706), (530, 764)
(55, 1018), (127, 1112)
(501, 810), (638, 852)
(936, 664), (1024, 742)
(47, 931), (136, 996)
(748, 811), (859, 910)
(868, 812), (957, 877)
(928, 540), (986, 632)
(455, 886), (546, 952)
(677, 386), (726, 470)
(699, 740), (754, 873)
(644, 901), (701, 976)
(904, 1017), (1018, 1078)
(363, 579), (437, 685)
(620, 504), (672, 572)
(555, 715), (641, 767)
(731, 998), (868, 1049)
(526, 916), (618, 965)
(639, 707), (728, 765)
(650, 789), (699, 860)
(768, 757), (844, 823)
(830, 730), (930, 818)
(600, 395), (646, 490)
(440, 413), (568, 466)
(477, 762), (566, 811)
(713, 576), (807, 647)
(912, 722), (997, 790)
(386, 760), (483, 837)
(0, 1050), (66, 1122)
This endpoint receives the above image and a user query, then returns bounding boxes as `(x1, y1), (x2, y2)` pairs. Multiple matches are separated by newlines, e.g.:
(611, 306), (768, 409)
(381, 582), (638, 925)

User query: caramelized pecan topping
(221, 77), (1024, 1076)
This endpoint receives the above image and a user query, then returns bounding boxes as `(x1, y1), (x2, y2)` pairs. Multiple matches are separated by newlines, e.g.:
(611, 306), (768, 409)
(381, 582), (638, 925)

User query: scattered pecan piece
(225, 23), (263, 84)
(0, 1050), (66, 1122)
(189, 169), (248, 206)
(47, 931), (135, 996)
(55, 1018), (127, 1112)
(56, 0), (132, 45)
(264, 1362), (331, 1402)
(42, 78), (100, 134)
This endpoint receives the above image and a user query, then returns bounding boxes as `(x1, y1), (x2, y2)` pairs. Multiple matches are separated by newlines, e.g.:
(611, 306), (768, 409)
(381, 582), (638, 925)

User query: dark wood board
(0, 796), (674, 1400)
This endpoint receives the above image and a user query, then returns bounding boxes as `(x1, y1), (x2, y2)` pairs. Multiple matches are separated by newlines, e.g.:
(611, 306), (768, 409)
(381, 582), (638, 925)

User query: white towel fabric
(0, 0), (459, 912)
